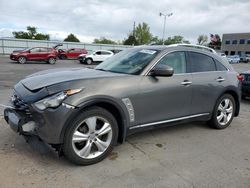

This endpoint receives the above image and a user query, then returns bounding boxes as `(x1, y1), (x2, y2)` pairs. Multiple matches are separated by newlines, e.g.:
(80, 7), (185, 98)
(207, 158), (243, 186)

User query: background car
(227, 55), (240, 64)
(58, 48), (87, 59)
(10, 47), (59, 64)
(240, 54), (250, 63)
(79, 50), (114, 64)
(240, 71), (250, 99)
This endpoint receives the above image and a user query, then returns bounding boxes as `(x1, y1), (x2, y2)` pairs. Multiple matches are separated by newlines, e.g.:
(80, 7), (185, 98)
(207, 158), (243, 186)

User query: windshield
(95, 48), (159, 75)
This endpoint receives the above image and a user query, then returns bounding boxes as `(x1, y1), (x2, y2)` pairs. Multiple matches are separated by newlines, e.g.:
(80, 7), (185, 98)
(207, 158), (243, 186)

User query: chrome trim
(181, 81), (192, 86)
(122, 98), (135, 122)
(129, 113), (210, 130)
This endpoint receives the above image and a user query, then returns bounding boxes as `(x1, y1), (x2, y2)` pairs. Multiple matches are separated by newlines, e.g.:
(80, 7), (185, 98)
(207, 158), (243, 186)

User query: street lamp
(159, 12), (173, 45)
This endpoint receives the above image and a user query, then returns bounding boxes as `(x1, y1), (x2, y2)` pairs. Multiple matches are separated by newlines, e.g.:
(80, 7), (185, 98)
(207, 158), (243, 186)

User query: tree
(64, 33), (80, 42)
(197, 35), (208, 45)
(93, 37), (117, 44)
(13, 26), (50, 40)
(134, 22), (153, 45)
(123, 34), (138, 45)
(208, 34), (221, 50)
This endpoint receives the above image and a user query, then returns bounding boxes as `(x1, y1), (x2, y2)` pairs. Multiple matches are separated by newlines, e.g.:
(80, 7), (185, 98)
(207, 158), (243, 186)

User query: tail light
(237, 74), (244, 81)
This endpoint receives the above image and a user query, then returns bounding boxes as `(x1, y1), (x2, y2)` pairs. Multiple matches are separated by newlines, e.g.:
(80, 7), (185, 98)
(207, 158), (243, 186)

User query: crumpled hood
(21, 68), (124, 91)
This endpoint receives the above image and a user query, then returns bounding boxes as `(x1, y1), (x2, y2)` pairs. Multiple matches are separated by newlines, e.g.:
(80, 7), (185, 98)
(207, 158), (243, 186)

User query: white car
(79, 50), (114, 64)
(227, 55), (240, 64)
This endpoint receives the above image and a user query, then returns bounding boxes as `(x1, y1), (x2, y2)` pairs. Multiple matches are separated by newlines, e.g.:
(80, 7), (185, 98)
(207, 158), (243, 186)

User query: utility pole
(133, 21), (136, 46)
(159, 12), (173, 45)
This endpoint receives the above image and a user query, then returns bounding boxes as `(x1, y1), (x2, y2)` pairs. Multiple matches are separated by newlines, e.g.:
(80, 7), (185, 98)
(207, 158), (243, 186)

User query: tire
(86, 58), (93, 65)
(60, 55), (67, 60)
(79, 57), (84, 64)
(48, 57), (56, 64)
(63, 107), (118, 165)
(209, 94), (235, 129)
(18, 56), (27, 64)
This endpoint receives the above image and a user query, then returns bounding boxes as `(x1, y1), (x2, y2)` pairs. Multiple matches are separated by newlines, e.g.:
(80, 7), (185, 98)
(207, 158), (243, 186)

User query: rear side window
(156, 51), (186, 74)
(189, 52), (216, 72)
(214, 59), (227, 71)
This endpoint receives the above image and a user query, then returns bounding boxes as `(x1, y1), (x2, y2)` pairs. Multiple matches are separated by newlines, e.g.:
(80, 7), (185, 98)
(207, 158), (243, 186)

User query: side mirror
(149, 64), (174, 77)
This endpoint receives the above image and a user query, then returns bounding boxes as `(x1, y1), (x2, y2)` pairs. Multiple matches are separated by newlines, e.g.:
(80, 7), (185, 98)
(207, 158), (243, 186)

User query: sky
(0, 0), (249, 43)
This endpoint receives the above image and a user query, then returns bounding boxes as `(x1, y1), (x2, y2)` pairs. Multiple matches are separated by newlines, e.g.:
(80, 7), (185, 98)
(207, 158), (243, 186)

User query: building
(221, 33), (250, 56)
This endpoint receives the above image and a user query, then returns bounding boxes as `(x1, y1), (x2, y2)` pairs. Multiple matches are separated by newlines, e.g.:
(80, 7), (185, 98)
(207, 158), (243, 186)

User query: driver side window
(156, 51), (187, 74)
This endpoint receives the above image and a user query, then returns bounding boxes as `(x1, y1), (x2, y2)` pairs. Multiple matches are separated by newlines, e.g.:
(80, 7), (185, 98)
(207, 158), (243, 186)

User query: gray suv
(4, 45), (241, 165)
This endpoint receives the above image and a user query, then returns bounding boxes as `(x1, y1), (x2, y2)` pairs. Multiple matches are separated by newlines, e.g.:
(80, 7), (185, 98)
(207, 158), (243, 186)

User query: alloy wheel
(216, 98), (233, 126)
(71, 116), (113, 159)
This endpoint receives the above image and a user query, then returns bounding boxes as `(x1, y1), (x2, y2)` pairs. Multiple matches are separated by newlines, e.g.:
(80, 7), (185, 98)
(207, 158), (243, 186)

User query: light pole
(159, 12), (173, 45)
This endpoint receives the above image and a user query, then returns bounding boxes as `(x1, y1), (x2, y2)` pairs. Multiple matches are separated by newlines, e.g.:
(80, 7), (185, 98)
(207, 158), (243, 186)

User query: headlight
(34, 89), (82, 110)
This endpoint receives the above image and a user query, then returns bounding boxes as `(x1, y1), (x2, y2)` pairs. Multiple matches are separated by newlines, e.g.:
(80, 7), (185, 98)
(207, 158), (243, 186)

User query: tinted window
(189, 52), (216, 72)
(156, 52), (186, 74)
(232, 40), (237, 44)
(95, 51), (101, 55)
(101, 51), (111, 55)
(30, 48), (40, 52)
(239, 39), (245, 44)
(214, 59), (227, 71)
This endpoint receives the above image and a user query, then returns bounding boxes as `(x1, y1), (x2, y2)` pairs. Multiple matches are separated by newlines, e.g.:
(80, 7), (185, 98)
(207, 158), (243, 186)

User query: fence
(0, 38), (132, 55)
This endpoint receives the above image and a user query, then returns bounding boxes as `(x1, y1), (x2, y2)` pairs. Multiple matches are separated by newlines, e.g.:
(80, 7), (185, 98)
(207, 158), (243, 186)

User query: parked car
(227, 55), (240, 64)
(58, 48), (87, 59)
(10, 44), (62, 64)
(240, 71), (250, 99)
(240, 55), (250, 63)
(3, 45), (241, 165)
(79, 50), (114, 64)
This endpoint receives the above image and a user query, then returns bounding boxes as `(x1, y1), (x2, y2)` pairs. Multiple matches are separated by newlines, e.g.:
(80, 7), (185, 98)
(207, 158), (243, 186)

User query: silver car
(4, 45), (241, 165)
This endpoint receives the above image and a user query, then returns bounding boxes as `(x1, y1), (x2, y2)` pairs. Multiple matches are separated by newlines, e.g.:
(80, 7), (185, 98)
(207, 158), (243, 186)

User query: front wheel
(18, 56), (27, 64)
(209, 94), (235, 129)
(63, 107), (118, 165)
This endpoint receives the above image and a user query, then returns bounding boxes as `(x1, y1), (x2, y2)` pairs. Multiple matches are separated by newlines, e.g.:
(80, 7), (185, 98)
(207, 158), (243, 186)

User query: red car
(58, 48), (87, 59)
(10, 44), (62, 64)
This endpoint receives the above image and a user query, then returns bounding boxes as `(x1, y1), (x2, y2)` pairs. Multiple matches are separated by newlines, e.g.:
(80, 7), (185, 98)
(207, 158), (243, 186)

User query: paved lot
(0, 56), (250, 188)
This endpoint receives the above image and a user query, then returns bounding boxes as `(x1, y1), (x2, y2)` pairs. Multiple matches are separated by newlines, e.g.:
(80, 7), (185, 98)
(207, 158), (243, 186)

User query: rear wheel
(18, 56), (27, 64)
(48, 57), (56, 64)
(209, 94), (235, 129)
(63, 107), (118, 165)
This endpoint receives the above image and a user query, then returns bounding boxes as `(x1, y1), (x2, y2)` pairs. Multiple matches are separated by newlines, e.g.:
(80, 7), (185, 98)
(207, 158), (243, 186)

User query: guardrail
(0, 38), (132, 55)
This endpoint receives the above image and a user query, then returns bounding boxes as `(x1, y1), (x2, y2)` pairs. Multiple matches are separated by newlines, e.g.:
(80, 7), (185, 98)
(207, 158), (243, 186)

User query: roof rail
(168, 43), (217, 54)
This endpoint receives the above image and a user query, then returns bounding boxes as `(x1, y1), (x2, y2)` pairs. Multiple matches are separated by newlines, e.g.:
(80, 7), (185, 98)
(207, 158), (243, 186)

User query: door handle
(181, 80), (192, 86)
(216, 77), (225, 82)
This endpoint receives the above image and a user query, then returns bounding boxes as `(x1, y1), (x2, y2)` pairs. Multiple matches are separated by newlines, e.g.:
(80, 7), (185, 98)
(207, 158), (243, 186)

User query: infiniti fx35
(4, 45), (241, 165)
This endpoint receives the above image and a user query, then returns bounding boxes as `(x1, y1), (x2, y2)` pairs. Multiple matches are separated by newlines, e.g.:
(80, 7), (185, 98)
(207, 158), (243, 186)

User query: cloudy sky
(0, 0), (249, 43)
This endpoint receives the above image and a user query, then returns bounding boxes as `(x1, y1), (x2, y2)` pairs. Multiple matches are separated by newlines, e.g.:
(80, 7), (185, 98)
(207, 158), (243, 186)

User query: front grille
(11, 93), (31, 115)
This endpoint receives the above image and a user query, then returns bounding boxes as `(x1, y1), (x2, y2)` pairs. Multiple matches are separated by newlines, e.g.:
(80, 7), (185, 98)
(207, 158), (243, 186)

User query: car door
(94, 51), (102, 61)
(135, 51), (193, 125)
(27, 48), (41, 60)
(39, 48), (50, 60)
(187, 51), (228, 115)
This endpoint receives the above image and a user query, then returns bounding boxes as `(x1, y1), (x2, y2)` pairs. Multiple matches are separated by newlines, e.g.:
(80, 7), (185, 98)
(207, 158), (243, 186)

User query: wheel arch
(220, 88), (240, 117)
(60, 99), (129, 144)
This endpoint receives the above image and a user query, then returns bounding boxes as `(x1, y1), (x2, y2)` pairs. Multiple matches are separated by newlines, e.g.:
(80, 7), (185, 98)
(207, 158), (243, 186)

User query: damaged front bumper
(4, 108), (36, 135)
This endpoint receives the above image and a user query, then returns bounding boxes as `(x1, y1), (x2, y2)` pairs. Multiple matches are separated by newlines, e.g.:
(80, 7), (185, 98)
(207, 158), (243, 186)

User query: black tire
(79, 57), (84, 64)
(85, 58), (93, 65)
(63, 107), (118, 165)
(48, 57), (56, 64)
(208, 94), (235, 129)
(18, 56), (27, 64)
(60, 54), (67, 60)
